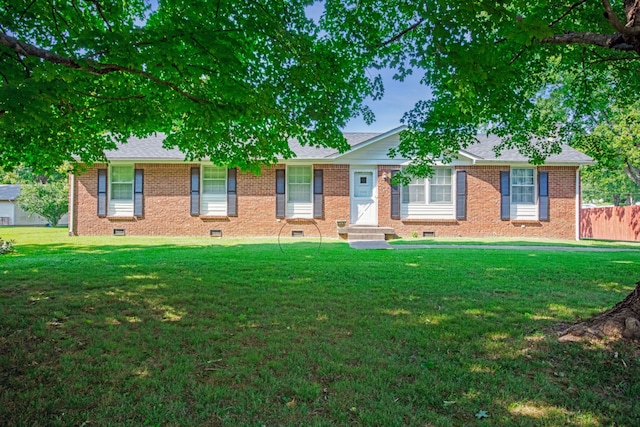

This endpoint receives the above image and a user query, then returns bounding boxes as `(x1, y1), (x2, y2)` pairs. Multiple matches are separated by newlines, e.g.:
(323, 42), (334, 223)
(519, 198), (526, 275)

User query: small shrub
(0, 237), (16, 255)
(411, 231), (418, 238)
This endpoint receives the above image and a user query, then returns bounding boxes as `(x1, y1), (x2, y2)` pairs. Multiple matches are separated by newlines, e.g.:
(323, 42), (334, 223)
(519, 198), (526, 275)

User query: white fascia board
(470, 160), (590, 167)
(106, 158), (190, 163)
(457, 149), (482, 162)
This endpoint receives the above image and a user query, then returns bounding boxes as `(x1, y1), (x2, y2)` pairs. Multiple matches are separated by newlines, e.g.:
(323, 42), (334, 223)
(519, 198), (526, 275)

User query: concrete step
(348, 233), (386, 241)
(342, 226), (396, 235)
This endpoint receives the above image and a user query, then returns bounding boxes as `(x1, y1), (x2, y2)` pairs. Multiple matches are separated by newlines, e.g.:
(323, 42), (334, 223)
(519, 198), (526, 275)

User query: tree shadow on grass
(1, 243), (639, 425)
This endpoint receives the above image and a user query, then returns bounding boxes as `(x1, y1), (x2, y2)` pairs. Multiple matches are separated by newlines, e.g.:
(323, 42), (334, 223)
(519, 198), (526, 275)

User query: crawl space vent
(422, 231), (436, 238)
(113, 228), (126, 236)
(291, 230), (304, 238)
(210, 229), (223, 237)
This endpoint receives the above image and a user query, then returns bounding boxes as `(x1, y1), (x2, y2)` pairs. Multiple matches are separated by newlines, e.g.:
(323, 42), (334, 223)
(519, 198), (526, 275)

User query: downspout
(575, 166), (581, 241)
(68, 173), (75, 236)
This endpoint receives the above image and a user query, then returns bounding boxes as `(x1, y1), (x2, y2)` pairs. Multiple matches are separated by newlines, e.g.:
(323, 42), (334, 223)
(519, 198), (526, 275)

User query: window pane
(432, 169), (452, 185)
(511, 169), (535, 204)
(111, 166), (133, 201)
(402, 177), (425, 204)
(111, 166), (133, 183)
(203, 167), (226, 179)
(202, 166), (226, 194)
(289, 183), (311, 202)
(430, 169), (452, 203)
(203, 180), (226, 193)
(288, 166), (311, 183)
(430, 185), (452, 203)
(112, 183), (133, 200)
(288, 167), (311, 202)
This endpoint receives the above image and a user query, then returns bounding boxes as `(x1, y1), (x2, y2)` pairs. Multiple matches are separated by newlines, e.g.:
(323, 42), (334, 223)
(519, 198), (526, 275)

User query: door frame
(350, 166), (378, 225)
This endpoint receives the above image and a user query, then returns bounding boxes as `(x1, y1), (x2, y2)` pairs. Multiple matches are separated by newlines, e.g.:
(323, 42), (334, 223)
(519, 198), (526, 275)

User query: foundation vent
(113, 228), (126, 236)
(291, 230), (304, 238)
(422, 231), (436, 238)
(210, 229), (222, 237)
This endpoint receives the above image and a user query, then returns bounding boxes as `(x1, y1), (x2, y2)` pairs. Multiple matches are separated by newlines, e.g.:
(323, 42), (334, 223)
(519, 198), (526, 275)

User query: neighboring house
(69, 126), (593, 240)
(0, 184), (69, 226)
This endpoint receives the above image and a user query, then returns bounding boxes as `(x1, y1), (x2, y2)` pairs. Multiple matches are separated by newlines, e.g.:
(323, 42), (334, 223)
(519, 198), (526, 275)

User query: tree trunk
(558, 281), (640, 342)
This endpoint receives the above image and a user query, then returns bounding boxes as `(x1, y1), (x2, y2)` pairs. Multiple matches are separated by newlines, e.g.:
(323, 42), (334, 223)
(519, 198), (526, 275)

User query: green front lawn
(1, 228), (639, 426)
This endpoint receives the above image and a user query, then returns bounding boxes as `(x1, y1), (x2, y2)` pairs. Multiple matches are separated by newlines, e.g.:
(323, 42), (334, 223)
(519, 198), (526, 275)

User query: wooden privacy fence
(580, 206), (640, 241)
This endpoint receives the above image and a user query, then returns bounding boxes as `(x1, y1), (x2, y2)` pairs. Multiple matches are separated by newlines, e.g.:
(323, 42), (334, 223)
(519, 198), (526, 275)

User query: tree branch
(72, 90), (146, 101)
(602, 0), (640, 35)
(540, 32), (635, 50)
(0, 32), (211, 104)
(549, 0), (588, 28)
(85, 0), (112, 32)
(602, 0), (627, 32)
(378, 18), (426, 47)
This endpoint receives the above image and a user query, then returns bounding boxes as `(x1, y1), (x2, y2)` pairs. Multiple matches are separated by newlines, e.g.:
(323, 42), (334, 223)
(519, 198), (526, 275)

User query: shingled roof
(102, 130), (591, 164)
(462, 134), (592, 164)
(103, 132), (383, 160)
(0, 185), (21, 201)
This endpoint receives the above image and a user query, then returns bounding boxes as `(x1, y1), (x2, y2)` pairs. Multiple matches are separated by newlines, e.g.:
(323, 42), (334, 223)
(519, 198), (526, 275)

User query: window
(511, 169), (535, 204)
(202, 166), (226, 195)
(200, 166), (227, 216)
(430, 168), (452, 203)
(287, 166), (311, 203)
(402, 178), (426, 203)
(401, 168), (452, 205)
(111, 166), (133, 201)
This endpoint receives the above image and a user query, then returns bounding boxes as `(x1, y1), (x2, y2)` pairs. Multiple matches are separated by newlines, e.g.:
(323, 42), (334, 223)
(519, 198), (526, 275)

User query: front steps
(338, 225), (396, 241)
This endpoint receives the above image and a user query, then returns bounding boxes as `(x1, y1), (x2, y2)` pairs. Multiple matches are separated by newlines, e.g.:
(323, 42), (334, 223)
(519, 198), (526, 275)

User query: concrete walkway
(349, 241), (640, 252)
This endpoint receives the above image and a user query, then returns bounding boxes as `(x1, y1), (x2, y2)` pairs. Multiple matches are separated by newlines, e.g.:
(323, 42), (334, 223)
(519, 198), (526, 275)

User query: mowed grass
(1, 228), (640, 426)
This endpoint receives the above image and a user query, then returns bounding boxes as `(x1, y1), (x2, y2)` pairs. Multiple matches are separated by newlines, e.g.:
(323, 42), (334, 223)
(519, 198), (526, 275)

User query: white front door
(350, 168), (378, 225)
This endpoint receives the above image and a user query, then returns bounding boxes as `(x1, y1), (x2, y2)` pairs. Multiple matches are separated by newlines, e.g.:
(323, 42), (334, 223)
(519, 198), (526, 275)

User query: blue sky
(342, 67), (428, 133)
(302, 2), (429, 132)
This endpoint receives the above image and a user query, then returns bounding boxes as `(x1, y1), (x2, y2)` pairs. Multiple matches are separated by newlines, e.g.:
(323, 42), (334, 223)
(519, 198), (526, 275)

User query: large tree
(320, 0), (640, 340)
(320, 0), (640, 177)
(0, 0), (377, 173)
(4, 1), (640, 339)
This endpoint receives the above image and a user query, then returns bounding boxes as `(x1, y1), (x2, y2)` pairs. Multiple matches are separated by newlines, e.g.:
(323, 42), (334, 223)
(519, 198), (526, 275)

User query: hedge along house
(69, 126), (593, 240)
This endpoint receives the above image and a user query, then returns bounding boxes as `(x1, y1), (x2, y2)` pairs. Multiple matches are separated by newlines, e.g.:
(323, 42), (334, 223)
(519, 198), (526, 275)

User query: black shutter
(390, 170), (401, 220)
(134, 169), (144, 217)
(190, 167), (200, 216)
(97, 169), (107, 217)
(227, 168), (237, 217)
(456, 170), (467, 220)
(500, 171), (510, 220)
(276, 169), (286, 218)
(539, 171), (549, 221)
(313, 169), (323, 219)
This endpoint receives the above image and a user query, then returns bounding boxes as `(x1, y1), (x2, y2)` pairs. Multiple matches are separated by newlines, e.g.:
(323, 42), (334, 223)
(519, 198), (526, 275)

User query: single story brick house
(69, 126), (593, 240)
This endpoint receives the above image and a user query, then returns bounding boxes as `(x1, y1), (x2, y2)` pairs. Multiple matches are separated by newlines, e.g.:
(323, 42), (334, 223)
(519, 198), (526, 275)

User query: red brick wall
(376, 165), (578, 240)
(73, 163), (351, 238)
(73, 163), (578, 239)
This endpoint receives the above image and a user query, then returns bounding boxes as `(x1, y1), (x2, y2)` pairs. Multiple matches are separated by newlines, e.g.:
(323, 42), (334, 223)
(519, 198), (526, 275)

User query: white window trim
(286, 164), (313, 218)
(510, 168), (536, 205)
(401, 167), (454, 206)
(509, 167), (538, 221)
(108, 164), (134, 216)
(200, 165), (228, 216)
(400, 167), (455, 220)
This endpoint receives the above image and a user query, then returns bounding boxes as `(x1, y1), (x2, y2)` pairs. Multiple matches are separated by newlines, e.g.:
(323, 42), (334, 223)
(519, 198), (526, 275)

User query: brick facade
(71, 163), (579, 240)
